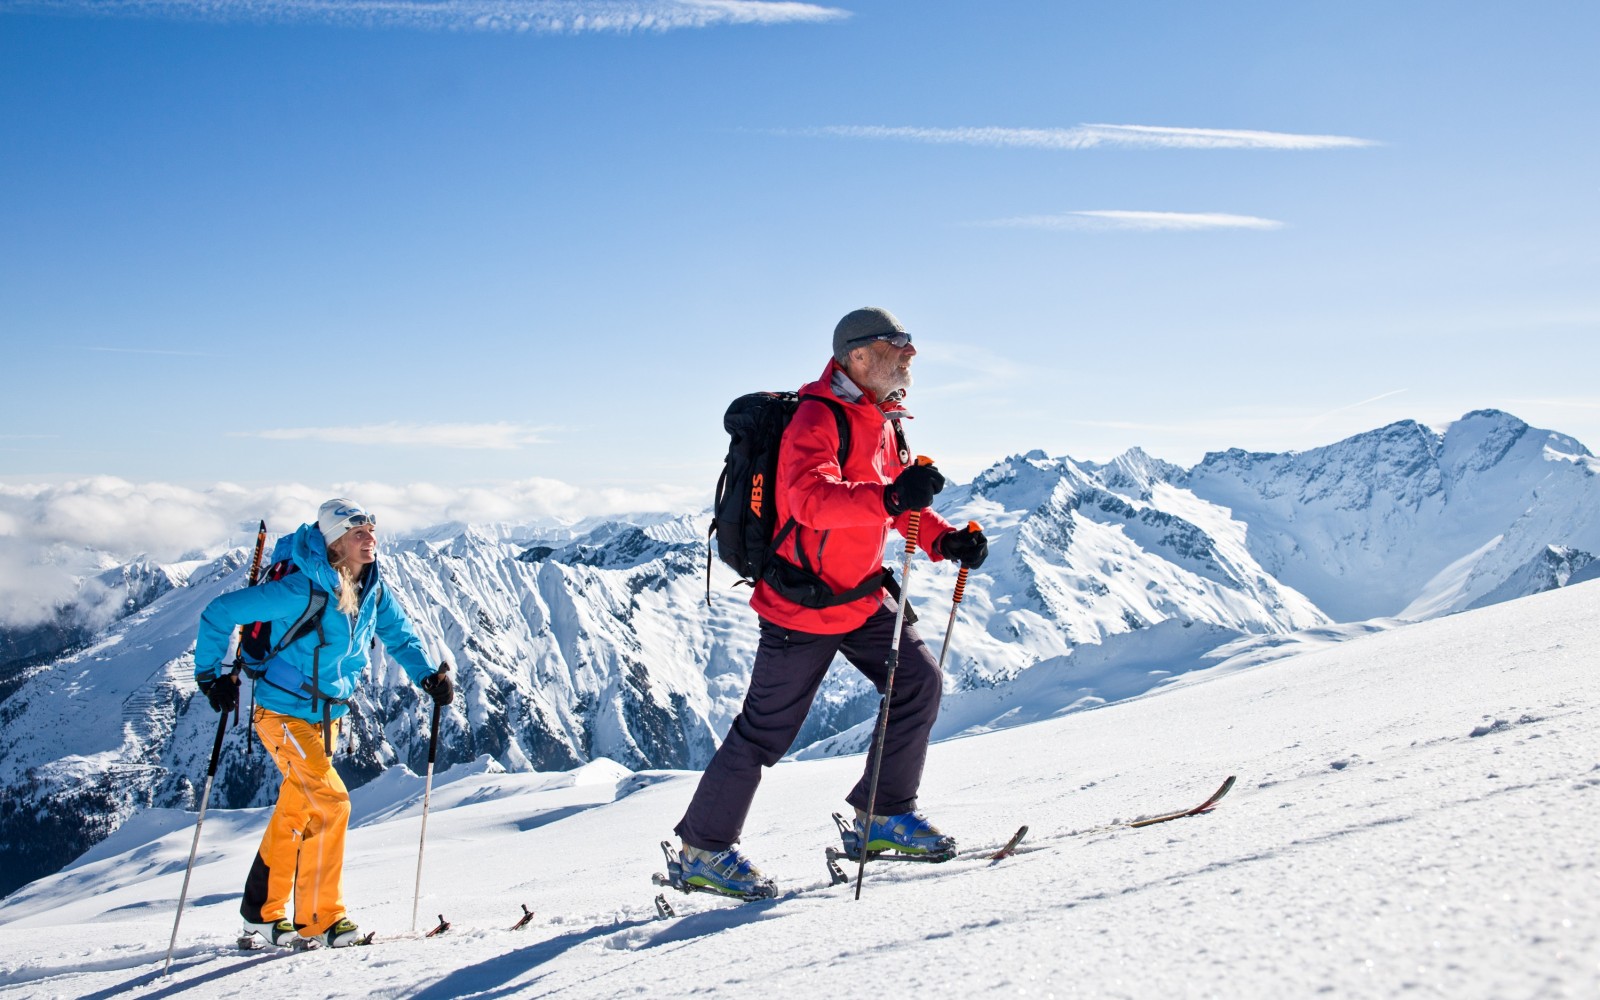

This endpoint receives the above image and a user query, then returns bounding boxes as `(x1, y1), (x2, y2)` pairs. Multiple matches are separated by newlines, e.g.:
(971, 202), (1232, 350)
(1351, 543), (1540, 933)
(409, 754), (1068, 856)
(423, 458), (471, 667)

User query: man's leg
(838, 601), (943, 816)
(674, 620), (841, 851)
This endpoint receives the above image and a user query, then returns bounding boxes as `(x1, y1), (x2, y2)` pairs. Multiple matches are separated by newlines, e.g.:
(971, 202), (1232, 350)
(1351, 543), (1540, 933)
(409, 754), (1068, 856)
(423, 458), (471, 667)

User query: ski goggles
(845, 330), (913, 349)
(328, 510), (378, 534)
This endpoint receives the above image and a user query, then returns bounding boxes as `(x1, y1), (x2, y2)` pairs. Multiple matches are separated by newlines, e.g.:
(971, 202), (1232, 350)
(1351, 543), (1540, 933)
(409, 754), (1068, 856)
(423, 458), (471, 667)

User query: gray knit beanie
(832, 307), (907, 364)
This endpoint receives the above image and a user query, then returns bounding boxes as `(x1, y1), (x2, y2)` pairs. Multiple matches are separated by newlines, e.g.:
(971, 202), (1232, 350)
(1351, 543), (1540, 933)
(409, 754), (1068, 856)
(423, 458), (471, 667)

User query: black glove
(421, 666), (454, 707)
(883, 462), (945, 516)
(939, 525), (989, 569)
(199, 674), (238, 714)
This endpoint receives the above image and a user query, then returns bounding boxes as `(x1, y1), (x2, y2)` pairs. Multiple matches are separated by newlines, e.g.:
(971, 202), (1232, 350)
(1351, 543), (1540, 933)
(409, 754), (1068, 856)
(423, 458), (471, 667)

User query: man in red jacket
(672, 306), (990, 898)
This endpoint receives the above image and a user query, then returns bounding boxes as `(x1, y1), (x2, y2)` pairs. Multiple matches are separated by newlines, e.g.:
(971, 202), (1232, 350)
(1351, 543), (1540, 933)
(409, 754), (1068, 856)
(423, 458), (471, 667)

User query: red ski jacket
(750, 359), (955, 634)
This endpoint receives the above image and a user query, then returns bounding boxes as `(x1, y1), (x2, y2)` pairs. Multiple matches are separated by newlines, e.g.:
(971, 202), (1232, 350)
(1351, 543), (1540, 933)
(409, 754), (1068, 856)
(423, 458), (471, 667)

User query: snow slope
(1, 582), (1594, 999)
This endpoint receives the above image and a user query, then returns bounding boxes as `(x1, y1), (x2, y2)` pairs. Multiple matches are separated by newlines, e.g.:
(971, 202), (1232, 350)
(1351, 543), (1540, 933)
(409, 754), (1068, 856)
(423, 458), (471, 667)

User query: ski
(650, 819), (1029, 918)
(824, 845), (954, 866)
(510, 904), (535, 931)
(988, 824), (1030, 860)
(1126, 775), (1237, 828)
(235, 930), (376, 951)
(827, 813), (1029, 866)
(425, 914), (451, 938)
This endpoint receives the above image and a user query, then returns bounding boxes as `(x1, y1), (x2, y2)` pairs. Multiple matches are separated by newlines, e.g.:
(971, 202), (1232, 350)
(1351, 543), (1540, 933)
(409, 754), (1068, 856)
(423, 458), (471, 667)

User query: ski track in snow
(1, 584), (1597, 998)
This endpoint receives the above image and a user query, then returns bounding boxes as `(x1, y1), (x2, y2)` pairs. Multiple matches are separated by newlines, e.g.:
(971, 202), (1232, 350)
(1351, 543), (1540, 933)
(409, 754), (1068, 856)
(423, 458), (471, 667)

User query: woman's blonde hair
(326, 538), (364, 616)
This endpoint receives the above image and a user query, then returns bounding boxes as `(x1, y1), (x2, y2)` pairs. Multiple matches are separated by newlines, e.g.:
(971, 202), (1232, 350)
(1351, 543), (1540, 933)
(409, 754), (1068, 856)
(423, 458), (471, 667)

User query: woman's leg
(247, 709), (351, 936)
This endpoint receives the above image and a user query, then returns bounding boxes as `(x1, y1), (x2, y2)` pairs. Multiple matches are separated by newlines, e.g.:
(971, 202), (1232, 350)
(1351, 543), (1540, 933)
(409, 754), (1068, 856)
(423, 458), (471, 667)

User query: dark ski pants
(674, 602), (942, 852)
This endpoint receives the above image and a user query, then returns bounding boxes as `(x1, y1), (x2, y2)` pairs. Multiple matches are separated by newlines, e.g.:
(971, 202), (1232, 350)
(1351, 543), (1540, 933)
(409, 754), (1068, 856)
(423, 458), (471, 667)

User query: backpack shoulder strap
(267, 582), (329, 660)
(796, 393), (851, 471)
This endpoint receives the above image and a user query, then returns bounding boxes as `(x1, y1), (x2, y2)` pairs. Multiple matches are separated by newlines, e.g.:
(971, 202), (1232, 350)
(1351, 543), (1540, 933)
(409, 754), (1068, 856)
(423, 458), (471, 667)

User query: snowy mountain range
(2, 551), (1594, 998)
(1, 407), (1595, 899)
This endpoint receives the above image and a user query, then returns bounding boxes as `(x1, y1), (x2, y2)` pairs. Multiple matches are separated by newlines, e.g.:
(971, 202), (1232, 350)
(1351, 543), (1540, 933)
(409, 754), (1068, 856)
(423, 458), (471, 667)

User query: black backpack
(706, 391), (895, 608)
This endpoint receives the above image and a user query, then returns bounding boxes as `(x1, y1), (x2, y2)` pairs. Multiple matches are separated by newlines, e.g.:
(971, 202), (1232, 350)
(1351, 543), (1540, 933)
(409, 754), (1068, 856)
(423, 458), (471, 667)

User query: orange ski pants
(242, 708), (349, 937)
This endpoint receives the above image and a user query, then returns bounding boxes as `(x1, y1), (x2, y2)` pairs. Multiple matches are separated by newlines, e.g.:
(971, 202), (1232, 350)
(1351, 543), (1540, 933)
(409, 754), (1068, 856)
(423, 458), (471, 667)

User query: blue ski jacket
(194, 522), (436, 721)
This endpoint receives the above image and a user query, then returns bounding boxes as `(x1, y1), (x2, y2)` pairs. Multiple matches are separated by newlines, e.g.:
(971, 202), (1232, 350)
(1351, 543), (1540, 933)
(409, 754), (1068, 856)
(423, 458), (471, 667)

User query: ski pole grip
(427, 661), (447, 765)
(951, 522), (980, 602)
(900, 458), (933, 551)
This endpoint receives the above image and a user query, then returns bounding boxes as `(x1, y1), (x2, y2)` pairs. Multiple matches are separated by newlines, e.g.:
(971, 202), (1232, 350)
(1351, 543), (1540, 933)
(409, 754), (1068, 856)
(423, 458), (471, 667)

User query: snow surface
(1, 583), (1596, 999)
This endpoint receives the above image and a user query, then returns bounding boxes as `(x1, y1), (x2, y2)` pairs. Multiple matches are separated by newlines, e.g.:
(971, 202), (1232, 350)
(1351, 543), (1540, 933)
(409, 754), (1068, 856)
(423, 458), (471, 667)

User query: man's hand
(884, 462), (945, 516)
(938, 524), (989, 569)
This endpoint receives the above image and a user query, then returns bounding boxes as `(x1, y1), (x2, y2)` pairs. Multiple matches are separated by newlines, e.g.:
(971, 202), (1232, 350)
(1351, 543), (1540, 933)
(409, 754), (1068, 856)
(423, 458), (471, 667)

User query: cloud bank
(0, 475), (703, 627)
(1, 0), (849, 32)
(984, 210), (1284, 232)
(797, 123), (1376, 151)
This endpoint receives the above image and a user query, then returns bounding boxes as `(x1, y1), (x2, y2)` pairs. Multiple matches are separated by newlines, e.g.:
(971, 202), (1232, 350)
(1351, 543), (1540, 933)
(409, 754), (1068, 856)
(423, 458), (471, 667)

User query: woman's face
(331, 524), (377, 566)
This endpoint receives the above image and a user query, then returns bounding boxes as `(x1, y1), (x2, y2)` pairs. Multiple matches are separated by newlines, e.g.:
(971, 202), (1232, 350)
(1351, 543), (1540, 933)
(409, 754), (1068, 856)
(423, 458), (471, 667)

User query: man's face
(848, 337), (917, 399)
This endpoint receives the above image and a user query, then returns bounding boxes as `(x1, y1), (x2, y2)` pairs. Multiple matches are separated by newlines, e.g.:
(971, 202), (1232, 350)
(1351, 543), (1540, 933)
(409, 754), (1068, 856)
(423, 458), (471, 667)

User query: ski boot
(317, 917), (366, 948)
(240, 918), (298, 950)
(832, 809), (957, 863)
(652, 840), (777, 902)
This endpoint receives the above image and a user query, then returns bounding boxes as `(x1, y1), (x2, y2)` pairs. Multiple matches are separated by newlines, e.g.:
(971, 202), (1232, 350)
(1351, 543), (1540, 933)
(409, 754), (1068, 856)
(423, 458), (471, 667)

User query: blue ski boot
(843, 808), (957, 862)
(675, 843), (777, 900)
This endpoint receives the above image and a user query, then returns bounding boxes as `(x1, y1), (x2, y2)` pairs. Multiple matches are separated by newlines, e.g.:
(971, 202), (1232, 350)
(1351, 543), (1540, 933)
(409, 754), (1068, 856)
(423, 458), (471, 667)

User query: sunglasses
(846, 331), (913, 349)
(339, 513), (378, 529)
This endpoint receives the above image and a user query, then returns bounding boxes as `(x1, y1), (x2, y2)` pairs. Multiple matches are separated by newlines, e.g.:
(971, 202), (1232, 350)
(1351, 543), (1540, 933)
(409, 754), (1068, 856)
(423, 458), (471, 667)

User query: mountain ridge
(0, 408), (1594, 897)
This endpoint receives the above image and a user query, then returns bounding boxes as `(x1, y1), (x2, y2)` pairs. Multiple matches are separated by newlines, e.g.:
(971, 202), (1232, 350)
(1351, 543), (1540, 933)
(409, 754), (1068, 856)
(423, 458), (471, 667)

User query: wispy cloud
(240, 422), (551, 450)
(2, 0), (849, 32)
(793, 123), (1377, 151)
(983, 210), (1284, 232)
(1307, 389), (1408, 426)
(81, 345), (213, 357)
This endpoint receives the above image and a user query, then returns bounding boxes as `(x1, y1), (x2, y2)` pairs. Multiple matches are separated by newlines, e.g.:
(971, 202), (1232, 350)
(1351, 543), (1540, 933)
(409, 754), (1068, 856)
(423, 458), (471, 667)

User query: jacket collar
(288, 521), (378, 602)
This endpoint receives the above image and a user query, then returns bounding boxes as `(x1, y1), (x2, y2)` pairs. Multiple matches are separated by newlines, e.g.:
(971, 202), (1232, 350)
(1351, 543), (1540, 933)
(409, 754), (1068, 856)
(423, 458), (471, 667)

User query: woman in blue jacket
(194, 498), (452, 949)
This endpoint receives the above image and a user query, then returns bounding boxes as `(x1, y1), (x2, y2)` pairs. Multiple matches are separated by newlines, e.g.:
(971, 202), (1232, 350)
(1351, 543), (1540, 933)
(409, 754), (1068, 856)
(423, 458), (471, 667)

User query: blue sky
(2, 0), (1598, 527)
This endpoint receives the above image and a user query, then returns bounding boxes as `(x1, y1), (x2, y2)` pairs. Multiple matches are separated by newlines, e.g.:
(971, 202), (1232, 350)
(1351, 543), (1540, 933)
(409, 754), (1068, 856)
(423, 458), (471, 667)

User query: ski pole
(164, 520), (267, 976)
(935, 520), (981, 672)
(855, 457), (931, 900)
(163, 694), (230, 975)
(411, 666), (447, 934)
